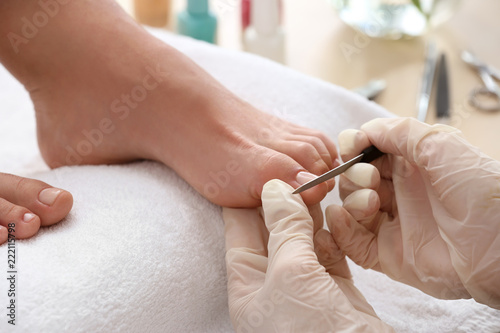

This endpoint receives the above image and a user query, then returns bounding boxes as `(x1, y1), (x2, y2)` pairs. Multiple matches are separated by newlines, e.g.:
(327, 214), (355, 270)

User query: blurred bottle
(134, 0), (170, 27)
(177, 0), (217, 44)
(241, 0), (251, 34)
(243, 0), (285, 63)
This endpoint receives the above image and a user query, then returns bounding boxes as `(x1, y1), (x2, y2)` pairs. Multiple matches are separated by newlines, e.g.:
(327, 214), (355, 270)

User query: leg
(0, 0), (338, 207)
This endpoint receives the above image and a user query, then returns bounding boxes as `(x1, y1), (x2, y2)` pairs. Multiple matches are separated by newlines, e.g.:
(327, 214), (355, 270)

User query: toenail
(296, 172), (317, 185)
(39, 188), (62, 206)
(23, 213), (36, 222)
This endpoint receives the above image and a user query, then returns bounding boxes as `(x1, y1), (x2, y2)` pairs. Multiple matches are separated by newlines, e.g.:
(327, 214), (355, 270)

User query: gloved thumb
(360, 117), (500, 205)
(261, 179), (320, 275)
(360, 117), (460, 166)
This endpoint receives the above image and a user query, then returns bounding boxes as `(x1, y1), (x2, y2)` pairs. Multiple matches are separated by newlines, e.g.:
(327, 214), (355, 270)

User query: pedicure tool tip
(292, 145), (384, 194)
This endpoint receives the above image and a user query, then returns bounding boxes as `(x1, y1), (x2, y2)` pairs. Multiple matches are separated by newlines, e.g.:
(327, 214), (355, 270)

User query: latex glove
(329, 117), (500, 309)
(223, 179), (394, 333)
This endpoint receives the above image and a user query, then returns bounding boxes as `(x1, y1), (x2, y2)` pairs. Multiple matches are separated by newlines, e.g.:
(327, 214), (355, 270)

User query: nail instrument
(293, 145), (384, 194)
(416, 40), (438, 122)
(461, 50), (500, 111)
(435, 53), (450, 124)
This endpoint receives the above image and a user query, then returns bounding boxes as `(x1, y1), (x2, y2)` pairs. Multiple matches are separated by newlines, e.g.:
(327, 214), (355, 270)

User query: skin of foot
(0, 0), (338, 208)
(0, 173), (73, 245)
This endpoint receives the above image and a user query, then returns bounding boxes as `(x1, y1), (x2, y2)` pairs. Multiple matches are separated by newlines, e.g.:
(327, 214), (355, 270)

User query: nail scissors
(461, 50), (500, 112)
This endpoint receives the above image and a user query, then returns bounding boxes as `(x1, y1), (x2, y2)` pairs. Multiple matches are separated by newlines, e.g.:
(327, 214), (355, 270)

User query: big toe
(253, 150), (330, 207)
(0, 173), (73, 227)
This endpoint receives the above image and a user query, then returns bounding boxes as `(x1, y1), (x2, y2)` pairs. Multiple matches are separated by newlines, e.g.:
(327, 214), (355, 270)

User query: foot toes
(36, 187), (73, 226)
(291, 128), (339, 166)
(253, 150), (330, 206)
(273, 140), (331, 177)
(295, 171), (330, 205)
(0, 173), (73, 227)
(0, 198), (41, 240)
(0, 226), (7, 244)
(289, 134), (336, 169)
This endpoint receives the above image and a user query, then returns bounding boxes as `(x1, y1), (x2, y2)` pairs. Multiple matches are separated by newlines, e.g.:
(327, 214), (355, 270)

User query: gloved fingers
(338, 128), (394, 183)
(376, 154), (417, 213)
(343, 189), (380, 233)
(223, 208), (269, 303)
(377, 178), (396, 213)
(340, 120), (448, 183)
(339, 163), (380, 201)
(360, 117), (460, 165)
(338, 158), (396, 216)
(314, 228), (351, 279)
(223, 208), (268, 256)
(226, 249), (267, 304)
(261, 179), (323, 275)
(313, 215), (393, 330)
(325, 204), (379, 270)
(309, 203), (325, 235)
(338, 129), (372, 162)
(332, 276), (380, 319)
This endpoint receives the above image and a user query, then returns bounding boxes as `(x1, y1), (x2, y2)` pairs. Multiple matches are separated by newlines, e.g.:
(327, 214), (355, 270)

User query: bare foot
(0, 173), (73, 244)
(0, 0), (337, 207)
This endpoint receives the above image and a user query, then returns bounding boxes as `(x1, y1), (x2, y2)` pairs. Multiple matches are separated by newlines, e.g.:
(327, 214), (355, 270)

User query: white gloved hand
(329, 117), (500, 309)
(223, 179), (394, 333)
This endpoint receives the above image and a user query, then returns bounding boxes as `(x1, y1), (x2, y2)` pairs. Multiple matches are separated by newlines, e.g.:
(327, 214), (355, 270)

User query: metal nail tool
(292, 145), (384, 194)
(461, 50), (500, 111)
(417, 40), (438, 122)
(352, 79), (387, 100)
(435, 53), (451, 124)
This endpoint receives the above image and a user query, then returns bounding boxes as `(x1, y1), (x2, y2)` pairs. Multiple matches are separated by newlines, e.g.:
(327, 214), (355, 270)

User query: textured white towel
(0, 28), (499, 332)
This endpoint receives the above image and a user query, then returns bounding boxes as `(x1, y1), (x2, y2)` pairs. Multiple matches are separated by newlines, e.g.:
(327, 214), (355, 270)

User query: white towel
(0, 28), (499, 333)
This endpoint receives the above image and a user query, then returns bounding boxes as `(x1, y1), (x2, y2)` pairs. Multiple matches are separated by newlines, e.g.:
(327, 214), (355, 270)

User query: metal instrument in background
(292, 145), (384, 194)
(461, 50), (500, 111)
(416, 40), (438, 122)
(435, 53), (451, 123)
(352, 79), (386, 100)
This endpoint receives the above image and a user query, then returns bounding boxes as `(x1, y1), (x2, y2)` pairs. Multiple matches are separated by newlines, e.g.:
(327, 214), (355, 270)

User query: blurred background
(116, 0), (500, 160)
